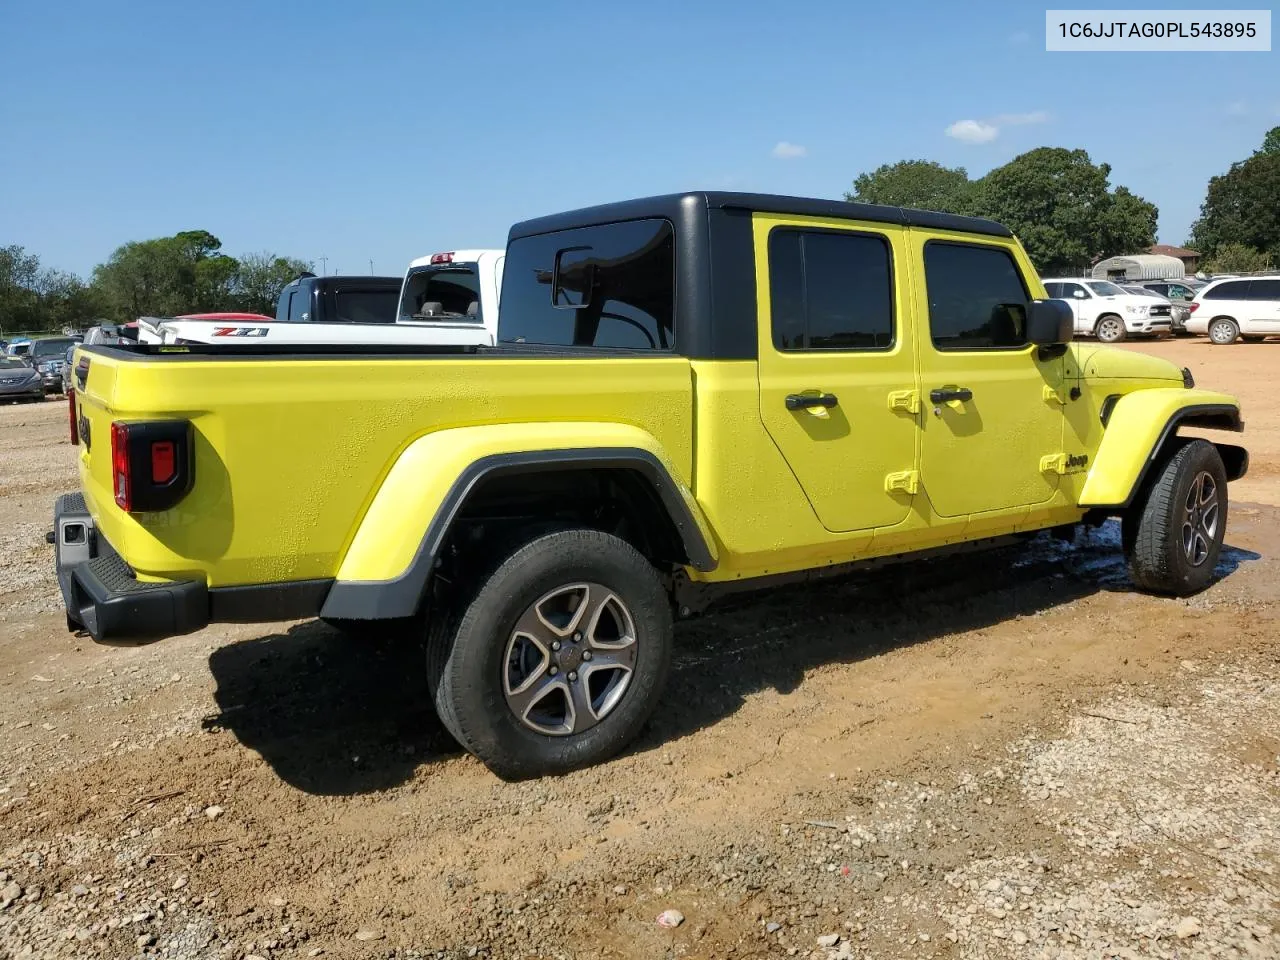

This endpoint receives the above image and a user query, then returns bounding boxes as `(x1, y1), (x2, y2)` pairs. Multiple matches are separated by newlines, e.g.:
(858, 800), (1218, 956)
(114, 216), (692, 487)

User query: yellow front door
(909, 234), (1067, 518)
(754, 214), (920, 533)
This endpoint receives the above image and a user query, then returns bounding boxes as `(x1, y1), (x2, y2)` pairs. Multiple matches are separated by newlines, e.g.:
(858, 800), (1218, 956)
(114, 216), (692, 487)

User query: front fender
(1078, 388), (1243, 508)
(320, 422), (717, 619)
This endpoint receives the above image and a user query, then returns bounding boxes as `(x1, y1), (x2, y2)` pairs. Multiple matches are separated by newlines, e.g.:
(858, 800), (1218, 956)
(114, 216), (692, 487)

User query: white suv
(1186, 276), (1280, 344)
(1041, 278), (1173, 343)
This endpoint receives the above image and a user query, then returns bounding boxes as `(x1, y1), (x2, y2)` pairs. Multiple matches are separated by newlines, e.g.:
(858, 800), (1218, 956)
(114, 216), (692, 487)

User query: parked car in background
(276, 274), (403, 324)
(134, 253), (505, 348)
(1041, 278), (1173, 342)
(1121, 284), (1189, 333)
(1186, 276), (1280, 344)
(0, 356), (43, 402)
(28, 336), (77, 393)
(4, 338), (32, 358)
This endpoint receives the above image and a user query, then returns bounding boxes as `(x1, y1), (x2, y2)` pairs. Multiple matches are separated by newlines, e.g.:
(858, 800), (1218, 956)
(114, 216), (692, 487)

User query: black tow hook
(44, 529), (56, 545)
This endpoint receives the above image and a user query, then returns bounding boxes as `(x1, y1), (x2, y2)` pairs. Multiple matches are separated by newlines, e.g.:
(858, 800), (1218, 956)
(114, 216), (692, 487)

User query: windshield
(31, 338), (75, 358)
(399, 264), (483, 322)
(0, 357), (32, 370)
(1087, 281), (1126, 297)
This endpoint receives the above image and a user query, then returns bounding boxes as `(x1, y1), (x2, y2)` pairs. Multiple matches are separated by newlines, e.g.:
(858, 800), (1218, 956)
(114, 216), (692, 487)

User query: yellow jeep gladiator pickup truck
(53, 191), (1248, 780)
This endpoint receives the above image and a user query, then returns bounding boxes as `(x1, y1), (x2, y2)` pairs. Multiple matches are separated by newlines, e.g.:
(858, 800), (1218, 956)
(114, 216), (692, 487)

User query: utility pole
(319, 256), (329, 277)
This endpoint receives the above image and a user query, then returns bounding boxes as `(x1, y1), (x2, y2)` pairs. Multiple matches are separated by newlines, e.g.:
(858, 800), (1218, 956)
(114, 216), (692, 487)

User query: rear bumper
(52, 492), (332, 645)
(53, 493), (209, 644)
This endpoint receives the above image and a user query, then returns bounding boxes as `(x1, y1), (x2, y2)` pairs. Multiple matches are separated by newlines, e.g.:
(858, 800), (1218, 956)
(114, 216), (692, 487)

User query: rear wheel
(1123, 439), (1227, 596)
(426, 528), (672, 780)
(1095, 315), (1126, 343)
(1208, 317), (1239, 344)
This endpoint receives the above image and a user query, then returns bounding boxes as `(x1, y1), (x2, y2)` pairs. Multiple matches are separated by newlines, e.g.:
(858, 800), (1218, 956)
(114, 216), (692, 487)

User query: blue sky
(1, 0), (1276, 279)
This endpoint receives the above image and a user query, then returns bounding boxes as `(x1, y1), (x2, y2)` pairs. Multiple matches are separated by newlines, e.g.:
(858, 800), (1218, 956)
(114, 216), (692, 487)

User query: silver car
(1121, 284), (1189, 332)
(0, 357), (44, 402)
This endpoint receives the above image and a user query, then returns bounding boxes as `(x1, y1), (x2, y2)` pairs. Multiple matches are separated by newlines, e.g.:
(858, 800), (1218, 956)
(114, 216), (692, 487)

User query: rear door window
(767, 228), (895, 351)
(1247, 279), (1280, 300)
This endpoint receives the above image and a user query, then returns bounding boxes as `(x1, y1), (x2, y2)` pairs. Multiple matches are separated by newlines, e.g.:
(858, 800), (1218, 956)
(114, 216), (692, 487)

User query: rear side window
(499, 219), (674, 349)
(332, 288), (398, 324)
(768, 228), (894, 351)
(1248, 279), (1280, 300)
(1203, 280), (1249, 300)
(1043, 282), (1064, 298)
(924, 242), (1030, 350)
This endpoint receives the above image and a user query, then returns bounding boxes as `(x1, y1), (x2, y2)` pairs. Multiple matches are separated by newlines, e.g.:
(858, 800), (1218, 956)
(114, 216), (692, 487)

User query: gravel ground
(1, 340), (1277, 959)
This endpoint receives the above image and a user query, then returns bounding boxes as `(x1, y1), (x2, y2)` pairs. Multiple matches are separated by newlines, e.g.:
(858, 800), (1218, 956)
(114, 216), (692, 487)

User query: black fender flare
(319, 448), (716, 621)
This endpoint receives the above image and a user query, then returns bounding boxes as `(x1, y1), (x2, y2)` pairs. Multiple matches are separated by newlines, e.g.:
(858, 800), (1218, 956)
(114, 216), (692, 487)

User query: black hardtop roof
(508, 191), (1013, 241)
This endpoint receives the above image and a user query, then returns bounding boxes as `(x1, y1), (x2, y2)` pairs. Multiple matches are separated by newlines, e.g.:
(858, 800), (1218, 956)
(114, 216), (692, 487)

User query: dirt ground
(0, 339), (1277, 960)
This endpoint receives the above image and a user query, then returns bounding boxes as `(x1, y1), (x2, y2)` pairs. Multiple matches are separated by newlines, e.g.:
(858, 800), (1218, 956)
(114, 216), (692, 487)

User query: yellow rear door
(909, 233), (1067, 518)
(754, 214), (919, 533)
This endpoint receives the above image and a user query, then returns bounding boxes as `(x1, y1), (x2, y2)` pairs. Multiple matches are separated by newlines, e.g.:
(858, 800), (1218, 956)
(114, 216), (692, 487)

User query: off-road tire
(426, 528), (672, 780)
(1208, 317), (1239, 345)
(1095, 315), (1126, 343)
(1123, 439), (1227, 596)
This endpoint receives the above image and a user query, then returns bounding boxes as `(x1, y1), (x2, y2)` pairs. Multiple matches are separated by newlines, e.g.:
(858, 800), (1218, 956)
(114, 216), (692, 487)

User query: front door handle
(786, 392), (838, 411)
(929, 387), (973, 404)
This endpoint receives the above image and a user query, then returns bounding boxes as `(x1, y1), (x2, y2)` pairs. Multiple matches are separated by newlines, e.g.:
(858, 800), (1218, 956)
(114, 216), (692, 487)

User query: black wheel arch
(319, 448), (715, 621)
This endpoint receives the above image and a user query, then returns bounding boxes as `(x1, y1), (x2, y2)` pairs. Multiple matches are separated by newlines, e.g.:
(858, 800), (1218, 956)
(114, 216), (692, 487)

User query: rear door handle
(929, 387), (973, 404)
(786, 392), (838, 410)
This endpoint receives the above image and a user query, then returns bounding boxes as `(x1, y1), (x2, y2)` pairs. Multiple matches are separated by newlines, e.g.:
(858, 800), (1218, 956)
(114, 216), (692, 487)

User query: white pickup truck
(136, 249), (505, 347)
(1040, 277), (1173, 343)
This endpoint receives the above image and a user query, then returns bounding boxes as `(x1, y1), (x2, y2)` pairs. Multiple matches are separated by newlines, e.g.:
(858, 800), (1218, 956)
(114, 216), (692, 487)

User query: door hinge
(884, 469), (919, 495)
(1042, 385), (1068, 405)
(1040, 453), (1090, 475)
(887, 389), (921, 415)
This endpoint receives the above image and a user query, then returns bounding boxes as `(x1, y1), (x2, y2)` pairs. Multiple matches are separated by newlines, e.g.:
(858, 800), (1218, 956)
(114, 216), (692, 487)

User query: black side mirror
(1027, 299), (1073, 345)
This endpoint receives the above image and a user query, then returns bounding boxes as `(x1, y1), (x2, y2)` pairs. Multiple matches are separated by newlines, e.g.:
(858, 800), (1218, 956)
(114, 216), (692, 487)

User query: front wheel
(1208, 317), (1240, 345)
(1123, 439), (1228, 596)
(427, 528), (673, 780)
(1095, 315), (1127, 343)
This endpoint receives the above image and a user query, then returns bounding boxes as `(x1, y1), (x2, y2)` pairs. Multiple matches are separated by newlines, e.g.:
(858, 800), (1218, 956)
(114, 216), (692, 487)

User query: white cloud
(945, 110), (1049, 143)
(771, 141), (808, 159)
(945, 120), (999, 143)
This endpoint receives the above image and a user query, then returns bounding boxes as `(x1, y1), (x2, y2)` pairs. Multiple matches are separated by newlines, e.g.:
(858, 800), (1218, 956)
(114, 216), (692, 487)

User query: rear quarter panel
(75, 350), (694, 586)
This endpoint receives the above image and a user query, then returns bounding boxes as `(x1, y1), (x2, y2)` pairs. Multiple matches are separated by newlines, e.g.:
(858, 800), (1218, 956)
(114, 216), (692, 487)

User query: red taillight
(151, 441), (176, 485)
(68, 388), (78, 445)
(111, 422), (132, 511)
(1188, 302), (1199, 313)
(430, 252), (454, 264)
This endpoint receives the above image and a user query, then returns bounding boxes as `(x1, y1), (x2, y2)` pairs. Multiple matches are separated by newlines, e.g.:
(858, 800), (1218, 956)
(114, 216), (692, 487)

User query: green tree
(1190, 149), (1280, 261)
(1203, 242), (1272, 273)
(1258, 125), (1280, 156)
(0, 245), (103, 334)
(92, 230), (240, 320)
(844, 160), (975, 214)
(977, 147), (1157, 274)
(231, 252), (314, 315)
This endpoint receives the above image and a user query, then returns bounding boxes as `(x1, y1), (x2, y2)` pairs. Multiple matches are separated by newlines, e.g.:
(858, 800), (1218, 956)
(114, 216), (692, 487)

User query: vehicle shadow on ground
(203, 520), (1259, 795)
(202, 621), (460, 795)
